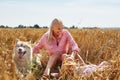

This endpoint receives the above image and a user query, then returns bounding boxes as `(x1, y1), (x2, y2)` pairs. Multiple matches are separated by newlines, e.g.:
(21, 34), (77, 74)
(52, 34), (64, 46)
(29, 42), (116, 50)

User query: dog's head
(14, 39), (32, 59)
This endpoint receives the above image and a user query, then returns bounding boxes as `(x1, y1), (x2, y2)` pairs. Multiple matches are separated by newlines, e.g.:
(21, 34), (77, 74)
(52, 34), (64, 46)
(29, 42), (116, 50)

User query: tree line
(0, 24), (79, 29)
(0, 24), (48, 28)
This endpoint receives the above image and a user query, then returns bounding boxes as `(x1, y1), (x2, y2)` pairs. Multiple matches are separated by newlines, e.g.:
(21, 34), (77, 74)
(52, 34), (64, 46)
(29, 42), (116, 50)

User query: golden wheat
(0, 28), (120, 80)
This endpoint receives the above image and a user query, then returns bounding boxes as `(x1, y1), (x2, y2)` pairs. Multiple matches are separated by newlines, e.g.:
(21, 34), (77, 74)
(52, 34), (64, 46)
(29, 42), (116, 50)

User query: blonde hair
(48, 18), (63, 43)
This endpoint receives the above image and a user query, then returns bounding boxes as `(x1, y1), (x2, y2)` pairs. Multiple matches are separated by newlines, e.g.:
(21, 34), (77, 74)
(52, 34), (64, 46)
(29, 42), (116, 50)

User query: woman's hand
(71, 50), (86, 66)
(71, 50), (78, 59)
(66, 51), (78, 62)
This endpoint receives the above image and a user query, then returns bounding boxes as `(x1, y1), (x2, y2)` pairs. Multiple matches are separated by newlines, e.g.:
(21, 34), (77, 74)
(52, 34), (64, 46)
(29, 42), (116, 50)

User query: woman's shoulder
(41, 31), (49, 38)
(62, 29), (70, 35)
(62, 29), (69, 33)
(44, 31), (49, 35)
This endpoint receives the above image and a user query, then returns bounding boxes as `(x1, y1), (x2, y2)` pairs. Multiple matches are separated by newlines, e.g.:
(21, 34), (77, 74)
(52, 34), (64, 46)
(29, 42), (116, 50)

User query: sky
(0, 0), (120, 28)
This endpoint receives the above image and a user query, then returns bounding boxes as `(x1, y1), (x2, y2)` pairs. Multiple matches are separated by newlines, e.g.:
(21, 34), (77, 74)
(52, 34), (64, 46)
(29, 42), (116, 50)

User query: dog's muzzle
(18, 51), (26, 59)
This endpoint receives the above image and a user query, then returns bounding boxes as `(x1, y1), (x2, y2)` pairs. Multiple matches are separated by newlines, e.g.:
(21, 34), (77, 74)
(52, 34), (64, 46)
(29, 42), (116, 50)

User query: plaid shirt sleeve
(65, 30), (79, 52)
(33, 34), (46, 54)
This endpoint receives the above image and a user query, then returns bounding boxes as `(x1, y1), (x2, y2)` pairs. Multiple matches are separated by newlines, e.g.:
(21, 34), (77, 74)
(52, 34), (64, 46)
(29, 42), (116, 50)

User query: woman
(33, 18), (85, 78)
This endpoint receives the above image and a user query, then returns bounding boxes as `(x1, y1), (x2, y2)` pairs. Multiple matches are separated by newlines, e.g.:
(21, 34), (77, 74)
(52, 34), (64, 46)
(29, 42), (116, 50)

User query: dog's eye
(23, 45), (26, 48)
(21, 44), (23, 46)
(16, 44), (20, 47)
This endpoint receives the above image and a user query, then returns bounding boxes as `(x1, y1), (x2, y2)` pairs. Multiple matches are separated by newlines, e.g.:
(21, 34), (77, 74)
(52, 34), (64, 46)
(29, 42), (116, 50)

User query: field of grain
(0, 28), (120, 80)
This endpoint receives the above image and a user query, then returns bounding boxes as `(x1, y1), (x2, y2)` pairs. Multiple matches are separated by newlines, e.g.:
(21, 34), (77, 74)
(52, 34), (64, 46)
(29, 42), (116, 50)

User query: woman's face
(52, 23), (63, 37)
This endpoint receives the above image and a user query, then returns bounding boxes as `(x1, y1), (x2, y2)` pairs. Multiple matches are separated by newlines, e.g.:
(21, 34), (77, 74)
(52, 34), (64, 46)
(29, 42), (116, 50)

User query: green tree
(33, 24), (40, 28)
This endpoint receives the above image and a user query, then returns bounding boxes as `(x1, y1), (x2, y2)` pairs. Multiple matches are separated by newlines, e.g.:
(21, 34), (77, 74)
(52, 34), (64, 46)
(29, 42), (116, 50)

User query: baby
(75, 61), (111, 77)
(61, 54), (111, 78)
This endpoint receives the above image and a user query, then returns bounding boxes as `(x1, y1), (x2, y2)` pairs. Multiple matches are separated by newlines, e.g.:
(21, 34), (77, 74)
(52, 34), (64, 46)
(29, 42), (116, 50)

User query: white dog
(13, 39), (32, 77)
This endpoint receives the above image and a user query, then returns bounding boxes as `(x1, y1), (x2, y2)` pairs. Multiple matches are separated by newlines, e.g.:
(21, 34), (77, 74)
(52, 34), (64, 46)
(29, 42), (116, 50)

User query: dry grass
(0, 28), (120, 80)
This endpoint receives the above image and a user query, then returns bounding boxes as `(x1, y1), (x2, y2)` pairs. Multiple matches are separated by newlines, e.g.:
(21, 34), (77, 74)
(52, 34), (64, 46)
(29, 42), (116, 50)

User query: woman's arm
(65, 30), (85, 65)
(65, 30), (79, 52)
(33, 34), (46, 54)
(71, 51), (85, 65)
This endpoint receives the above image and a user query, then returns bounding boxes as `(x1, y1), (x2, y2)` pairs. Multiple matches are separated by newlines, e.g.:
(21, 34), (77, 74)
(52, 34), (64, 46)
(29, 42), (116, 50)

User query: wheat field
(0, 28), (120, 80)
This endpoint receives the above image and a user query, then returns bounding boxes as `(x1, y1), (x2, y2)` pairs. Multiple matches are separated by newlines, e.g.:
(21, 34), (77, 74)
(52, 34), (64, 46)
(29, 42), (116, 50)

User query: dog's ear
(16, 38), (20, 43)
(32, 42), (37, 47)
(28, 40), (32, 44)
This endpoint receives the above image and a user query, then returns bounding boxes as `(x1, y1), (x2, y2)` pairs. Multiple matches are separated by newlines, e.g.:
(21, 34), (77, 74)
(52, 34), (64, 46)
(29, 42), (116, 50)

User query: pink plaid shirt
(33, 29), (79, 56)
